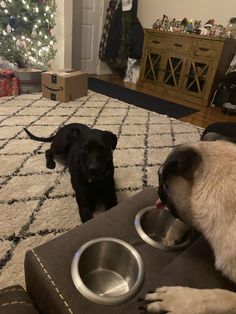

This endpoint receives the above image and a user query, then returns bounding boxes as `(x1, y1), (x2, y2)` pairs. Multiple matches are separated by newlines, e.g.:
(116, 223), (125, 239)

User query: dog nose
(88, 164), (100, 175)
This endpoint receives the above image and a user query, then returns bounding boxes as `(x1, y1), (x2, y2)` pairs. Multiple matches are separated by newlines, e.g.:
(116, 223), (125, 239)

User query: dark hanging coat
(101, 0), (144, 74)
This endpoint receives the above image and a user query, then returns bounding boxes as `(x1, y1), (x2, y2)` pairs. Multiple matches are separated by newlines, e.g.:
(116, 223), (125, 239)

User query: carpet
(88, 77), (198, 118)
(0, 91), (202, 289)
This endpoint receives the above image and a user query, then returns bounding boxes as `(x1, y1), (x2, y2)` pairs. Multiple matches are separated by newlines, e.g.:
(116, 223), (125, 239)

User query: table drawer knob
(199, 47), (209, 51)
(174, 43), (183, 47)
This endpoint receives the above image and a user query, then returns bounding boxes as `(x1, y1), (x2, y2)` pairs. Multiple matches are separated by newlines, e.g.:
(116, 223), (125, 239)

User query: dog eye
(82, 146), (88, 152)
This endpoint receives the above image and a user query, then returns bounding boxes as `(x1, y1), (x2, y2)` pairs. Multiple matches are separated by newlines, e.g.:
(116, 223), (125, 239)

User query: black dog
(24, 123), (118, 222)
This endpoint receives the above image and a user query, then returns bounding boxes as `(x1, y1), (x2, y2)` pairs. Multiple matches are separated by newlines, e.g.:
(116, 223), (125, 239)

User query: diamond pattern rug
(0, 91), (202, 289)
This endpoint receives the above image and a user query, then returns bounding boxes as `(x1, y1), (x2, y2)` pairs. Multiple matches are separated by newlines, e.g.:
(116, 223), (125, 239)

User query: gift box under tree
(0, 0), (57, 95)
(0, 69), (19, 97)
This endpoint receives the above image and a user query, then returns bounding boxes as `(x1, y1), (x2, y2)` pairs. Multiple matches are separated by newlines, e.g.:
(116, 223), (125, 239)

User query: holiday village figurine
(186, 19), (194, 33)
(193, 20), (201, 34)
(181, 18), (188, 32)
(161, 14), (170, 31)
(227, 17), (236, 38)
(169, 18), (176, 32)
(153, 18), (162, 30)
(215, 24), (225, 37)
(201, 19), (214, 35)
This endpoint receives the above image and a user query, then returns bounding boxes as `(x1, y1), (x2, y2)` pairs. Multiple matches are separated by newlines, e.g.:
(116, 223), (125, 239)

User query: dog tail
(23, 128), (55, 142)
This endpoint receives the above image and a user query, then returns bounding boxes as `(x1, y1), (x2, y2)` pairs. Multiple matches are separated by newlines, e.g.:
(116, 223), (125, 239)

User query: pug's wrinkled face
(157, 141), (236, 232)
(157, 144), (202, 226)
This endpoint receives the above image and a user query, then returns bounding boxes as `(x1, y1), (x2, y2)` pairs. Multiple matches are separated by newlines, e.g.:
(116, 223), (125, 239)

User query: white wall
(137, 0), (234, 29)
(64, 0), (73, 69)
(51, 0), (73, 71)
(51, 0), (64, 70)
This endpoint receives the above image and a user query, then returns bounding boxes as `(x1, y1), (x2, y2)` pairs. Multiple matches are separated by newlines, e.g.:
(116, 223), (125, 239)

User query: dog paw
(161, 237), (176, 246)
(139, 286), (210, 314)
(162, 221), (190, 247)
(46, 160), (56, 169)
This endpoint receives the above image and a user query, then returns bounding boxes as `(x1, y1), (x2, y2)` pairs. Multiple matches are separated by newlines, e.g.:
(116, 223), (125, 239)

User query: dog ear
(161, 146), (202, 183)
(105, 131), (117, 150)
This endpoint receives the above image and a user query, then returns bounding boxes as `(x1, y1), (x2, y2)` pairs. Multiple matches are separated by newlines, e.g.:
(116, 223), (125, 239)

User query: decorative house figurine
(181, 18), (188, 32)
(153, 18), (162, 30)
(215, 24), (225, 37)
(227, 17), (236, 38)
(169, 18), (176, 32)
(186, 19), (194, 33)
(174, 20), (182, 32)
(201, 19), (214, 35)
(161, 14), (170, 31)
(193, 20), (201, 34)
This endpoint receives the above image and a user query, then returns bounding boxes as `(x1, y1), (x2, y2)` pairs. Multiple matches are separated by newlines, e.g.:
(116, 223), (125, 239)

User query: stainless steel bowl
(71, 237), (144, 305)
(135, 206), (192, 251)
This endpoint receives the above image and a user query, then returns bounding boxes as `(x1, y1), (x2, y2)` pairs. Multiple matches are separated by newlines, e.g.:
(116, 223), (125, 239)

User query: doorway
(72, 0), (105, 74)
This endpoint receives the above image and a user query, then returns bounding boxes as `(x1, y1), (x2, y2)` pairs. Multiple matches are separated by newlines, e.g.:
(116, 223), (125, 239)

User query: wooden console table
(138, 29), (236, 106)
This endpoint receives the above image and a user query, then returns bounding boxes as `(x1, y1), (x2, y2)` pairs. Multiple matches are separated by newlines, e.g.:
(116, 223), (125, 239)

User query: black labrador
(24, 123), (118, 222)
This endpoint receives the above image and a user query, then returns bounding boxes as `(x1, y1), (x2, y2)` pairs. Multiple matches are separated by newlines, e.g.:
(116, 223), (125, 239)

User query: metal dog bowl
(135, 206), (192, 251)
(71, 237), (144, 305)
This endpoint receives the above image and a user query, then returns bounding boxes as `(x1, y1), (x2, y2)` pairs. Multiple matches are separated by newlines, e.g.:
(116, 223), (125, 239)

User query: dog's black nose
(88, 164), (100, 176)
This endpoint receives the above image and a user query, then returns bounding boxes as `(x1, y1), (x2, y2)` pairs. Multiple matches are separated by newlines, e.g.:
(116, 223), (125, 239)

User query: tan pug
(143, 140), (236, 314)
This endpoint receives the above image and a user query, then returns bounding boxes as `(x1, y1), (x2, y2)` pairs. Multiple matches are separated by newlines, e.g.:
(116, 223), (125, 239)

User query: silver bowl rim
(71, 237), (144, 306)
(134, 206), (192, 251)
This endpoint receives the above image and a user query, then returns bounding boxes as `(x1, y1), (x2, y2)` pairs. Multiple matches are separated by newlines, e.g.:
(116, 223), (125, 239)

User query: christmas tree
(0, 0), (57, 69)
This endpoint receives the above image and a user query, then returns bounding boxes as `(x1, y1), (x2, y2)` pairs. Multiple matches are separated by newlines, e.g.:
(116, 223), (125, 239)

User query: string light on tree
(0, 0), (57, 69)
(0, 1), (6, 8)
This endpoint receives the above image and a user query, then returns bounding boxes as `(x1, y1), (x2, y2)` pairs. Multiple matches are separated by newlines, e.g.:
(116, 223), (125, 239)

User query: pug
(141, 140), (236, 313)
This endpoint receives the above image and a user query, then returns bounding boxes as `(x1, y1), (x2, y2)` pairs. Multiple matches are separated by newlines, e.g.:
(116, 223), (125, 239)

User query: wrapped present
(12, 77), (20, 96)
(0, 79), (5, 97)
(0, 69), (19, 97)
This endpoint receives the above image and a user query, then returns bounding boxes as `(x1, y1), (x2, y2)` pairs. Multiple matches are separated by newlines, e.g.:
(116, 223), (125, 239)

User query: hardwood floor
(95, 74), (236, 128)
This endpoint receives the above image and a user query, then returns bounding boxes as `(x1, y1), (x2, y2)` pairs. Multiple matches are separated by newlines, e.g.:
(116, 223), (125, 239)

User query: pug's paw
(161, 235), (176, 246)
(161, 222), (190, 247)
(139, 286), (210, 314)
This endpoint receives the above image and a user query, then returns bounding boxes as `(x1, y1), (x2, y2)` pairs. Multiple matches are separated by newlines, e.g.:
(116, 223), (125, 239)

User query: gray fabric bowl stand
(24, 188), (236, 314)
(0, 285), (39, 314)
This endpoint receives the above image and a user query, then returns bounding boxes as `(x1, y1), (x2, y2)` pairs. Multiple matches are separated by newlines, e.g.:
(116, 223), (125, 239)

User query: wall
(64, 0), (73, 69)
(137, 0), (235, 29)
(51, 0), (64, 70)
(51, 0), (73, 71)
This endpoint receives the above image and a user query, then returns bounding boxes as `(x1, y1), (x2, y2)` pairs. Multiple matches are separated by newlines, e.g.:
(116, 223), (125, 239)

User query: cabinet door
(139, 49), (163, 83)
(161, 55), (186, 90)
(182, 59), (213, 97)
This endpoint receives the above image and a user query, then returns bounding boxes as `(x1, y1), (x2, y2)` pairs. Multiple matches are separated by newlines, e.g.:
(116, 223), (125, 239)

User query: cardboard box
(42, 70), (88, 102)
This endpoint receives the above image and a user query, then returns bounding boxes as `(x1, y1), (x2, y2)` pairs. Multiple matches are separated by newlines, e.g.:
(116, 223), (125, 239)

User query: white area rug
(0, 91), (202, 288)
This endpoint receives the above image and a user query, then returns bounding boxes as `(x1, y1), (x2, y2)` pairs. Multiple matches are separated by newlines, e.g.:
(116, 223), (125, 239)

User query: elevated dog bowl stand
(24, 188), (236, 314)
